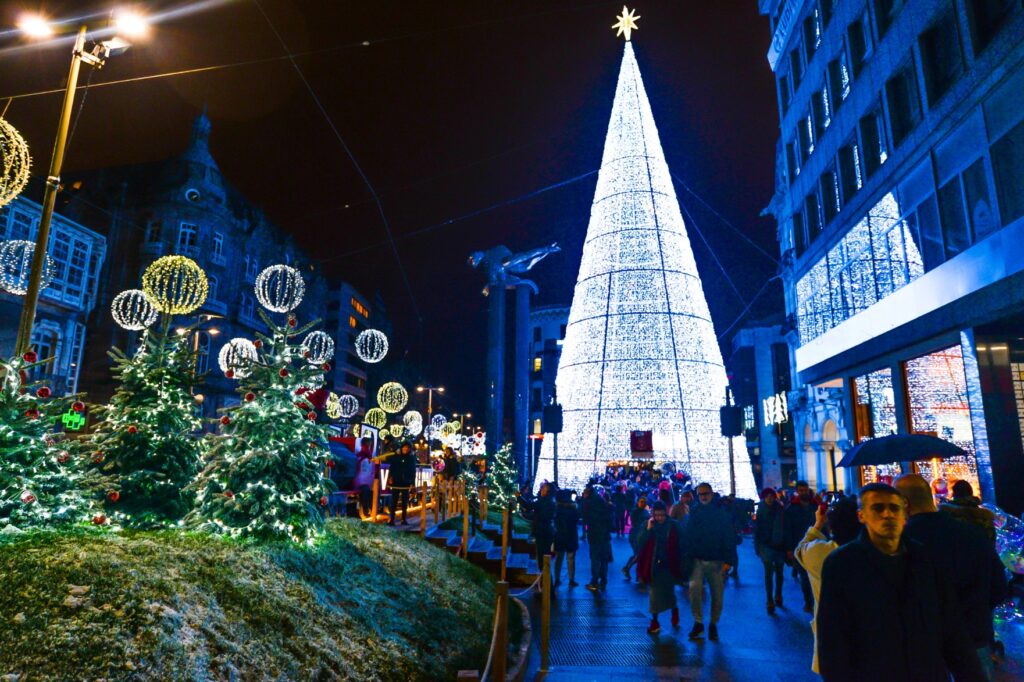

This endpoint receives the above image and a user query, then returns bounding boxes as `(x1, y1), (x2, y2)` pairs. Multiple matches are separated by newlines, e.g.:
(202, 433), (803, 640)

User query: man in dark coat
(817, 482), (984, 681)
(583, 487), (614, 592)
(552, 488), (580, 587)
(519, 482), (556, 566)
(387, 441), (417, 525)
(784, 480), (818, 612)
(754, 487), (787, 613)
(896, 474), (1007, 679)
(684, 482), (738, 641)
(940, 480), (997, 544)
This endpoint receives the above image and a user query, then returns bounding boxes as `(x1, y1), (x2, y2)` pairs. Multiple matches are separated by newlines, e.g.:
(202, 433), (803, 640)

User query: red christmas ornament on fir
(307, 411), (317, 421)
(91, 513), (107, 525)
(325, 459), (335, 468)
(107, 490), (120, 503)
(35, 386), (51, 398)
(225, 369), (235, 379)
(224, 490), (234, 499)
(244, 392), (256, 402)
(24, 409), (39, 419)
(319, 496), (328, 507)
(279, 368), (289, 378)
(253, 340), (262, 349)
(56, 451), (70, 464)
(287, 315), (297, 328)
(22, 351), (37, 363)
(296, 387), (308, 396)
(126, 425), (137, 434)
(20, 491), (36, 504)
(220, 415), (231, 426)
(303, 350), (311, 358)
(92, 451), (104, 464)
(72, 401), (85, 412)
(322, 363), (331, 371)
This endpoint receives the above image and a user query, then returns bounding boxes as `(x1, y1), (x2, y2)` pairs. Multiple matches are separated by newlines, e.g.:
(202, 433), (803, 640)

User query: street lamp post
(416, 385), (444, 420)
(13, 13), (148, 356)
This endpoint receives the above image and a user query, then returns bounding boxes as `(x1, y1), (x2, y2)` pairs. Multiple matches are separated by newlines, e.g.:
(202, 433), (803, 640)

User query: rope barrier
(509, 574), (543, 599)
(479, 592), (502, 682)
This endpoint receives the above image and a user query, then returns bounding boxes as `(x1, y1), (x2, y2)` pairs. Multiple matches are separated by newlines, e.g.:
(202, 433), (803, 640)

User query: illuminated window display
(853, 368), (901, 484)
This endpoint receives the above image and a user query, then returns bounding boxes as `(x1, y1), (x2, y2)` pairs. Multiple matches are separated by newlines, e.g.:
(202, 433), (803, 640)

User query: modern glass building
(759, 0), (1024, 513)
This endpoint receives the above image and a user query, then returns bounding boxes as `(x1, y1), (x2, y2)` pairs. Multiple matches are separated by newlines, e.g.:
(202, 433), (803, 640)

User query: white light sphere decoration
(325, 393), (343, 420)
(110, 289), (159, 331)
(364, 407), (387, 429)
(302, 330), (334, 364)
(405, 420), (423, 437)
(0, 240), (55, 295)
(377, 381), (408, 414)
(254, 264), (305, 313)
(423, 425), (439, 441)
(218, 338), (259, 378)
(354, 328), (388, 364)
(440, 422), (458, 438)
(403, 411), (423, 428)
(431, 414), (447, 429)
(338, 394), (360, 419)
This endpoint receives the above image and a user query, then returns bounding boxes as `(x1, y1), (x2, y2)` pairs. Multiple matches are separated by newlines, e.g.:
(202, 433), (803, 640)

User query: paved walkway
(525, 534), (1024, 681)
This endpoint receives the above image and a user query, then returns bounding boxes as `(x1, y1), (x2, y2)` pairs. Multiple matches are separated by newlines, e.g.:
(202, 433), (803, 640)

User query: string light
(354, 329), (388, 363)
(364, 407), (387, 429)
(440, 422), (458, 438)
(110, 289), (159, 330)
(0, 240), (54, 295)
(302, 330), (334, 364)
(255, 264), (305, 313)
(218, 338), (259, 378)
(0, 118), (31, 208)
(430, 414), (447, 429)
(377, 381), (408, 414)
(325, 392), (343, 420)
(142, 255), (208, 315)
(389, 424), (404, 438)
(337, 394), (359, 419)
(534, 42), (757, 498)
(405, 420), (423, 437)
(403, 410), (423, 428)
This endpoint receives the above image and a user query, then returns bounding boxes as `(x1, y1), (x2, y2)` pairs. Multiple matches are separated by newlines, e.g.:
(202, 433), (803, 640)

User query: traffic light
(720, 405), (743, 437)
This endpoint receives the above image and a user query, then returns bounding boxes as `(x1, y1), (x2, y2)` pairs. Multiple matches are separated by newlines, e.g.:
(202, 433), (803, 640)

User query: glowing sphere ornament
(403, 411), (423, 428)
(302, 330), (335, 364)
(0, 240), (55, 295)
(377, 382), (408, 414)
(423, 425), (439, 441)
(337, 394), (359, 419)
(364, 408), (387, 429)
(255, 264), (305, 313)
(431, 414), (447, 429)
(325, 392), (344, 420)
(405, 420), (423, 437)
(354, 329), (388, 363)
(0, 117), (31, 208)
(142, 255), (208, 314)
(218, 338), (259, 378)
(389, 424), (404, 438)
(440, 422), (459, 438)
(110, 289), (159, 330)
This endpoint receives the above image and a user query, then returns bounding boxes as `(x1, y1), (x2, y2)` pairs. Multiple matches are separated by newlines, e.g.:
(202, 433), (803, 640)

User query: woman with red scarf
(636, 500), (686, 634)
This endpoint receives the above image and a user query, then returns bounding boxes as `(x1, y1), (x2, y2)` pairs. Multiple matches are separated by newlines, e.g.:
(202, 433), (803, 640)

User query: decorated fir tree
(0, 352), (86, 528)
(485, 443), (518, 510)
(80, 324), (206, 528)
(187, 310), (333, 543)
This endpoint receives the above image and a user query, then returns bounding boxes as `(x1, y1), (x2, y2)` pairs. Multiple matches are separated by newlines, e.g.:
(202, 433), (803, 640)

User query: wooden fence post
(370, 479), (380, 524)
(494, 581), (509, 682)
(419, 482), (427, 537)
(500, 507), (509, 582)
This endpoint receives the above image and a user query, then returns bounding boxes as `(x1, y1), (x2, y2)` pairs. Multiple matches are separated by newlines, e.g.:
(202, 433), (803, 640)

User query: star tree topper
(612, 6), (640, 41)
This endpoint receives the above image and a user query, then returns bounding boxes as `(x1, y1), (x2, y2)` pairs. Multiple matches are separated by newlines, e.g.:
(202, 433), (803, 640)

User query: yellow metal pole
(419, 482), (427, 537)
(432, 479), (439, 524)
(461, 495), (470, 558)
(494, 581), (509, 682)
(541, 554), (551, 673)
(480, 485), (488, 524)
(370, 479), (380, 524)
(501, 507), (509, 582)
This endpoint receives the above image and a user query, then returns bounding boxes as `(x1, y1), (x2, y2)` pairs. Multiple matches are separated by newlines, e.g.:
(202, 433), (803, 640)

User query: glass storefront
(852, 368), (902, 484)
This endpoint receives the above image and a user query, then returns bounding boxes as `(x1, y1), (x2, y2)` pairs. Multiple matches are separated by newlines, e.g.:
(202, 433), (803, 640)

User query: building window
(348, 315), (358, 329)
(533, 356), (542, 372)
(532, 388), (541, 407)
(812, 88), (830, 140)
(212, 232), (224, 259)
(196, 331), (211, 375)
(533, 326), (541, 342)
(241, 293), (255, 320)
(28, 328), (58, 381)
(872, 0), (903, 40)
(208, 275), (219, 301)
(351, 297), (369, 318)
(838, 139), (863, 203)
(799, 112), (814, 162)
(533, 418), (542, 435)
(936, 157), (997, 260)
(177, 222), (198, 253)
(859, 106), (889, 177)
(245, 255), (258, 281)
(786, 141), (801, 181)
(885, 62), (922, 149)
(919, 6), (965, 106)
(789, 49), (803, 89)
(819, 0), (834, 27)
(779, 73), (791, 114)
(805, 191), (823, 244)
(68, 322), (85, 394)
(991, 118), (1024, 226)
(793, 211), (807, 256)
(827, 52), (851, 111)
(847, 11), (872, 76)
(852, 368), (902, 484)
(803, 7), (822, 58)
(144, 220), (161, 243)
(821, 167), (841, 224)
(966, 0), (1017, 53)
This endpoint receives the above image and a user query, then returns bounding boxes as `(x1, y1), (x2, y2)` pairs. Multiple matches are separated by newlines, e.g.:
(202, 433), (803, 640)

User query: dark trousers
(389, 487), (410, 522)
(589, 542), (610, 587)
(760, 553), (784, 601)
(358, 485), (372, 516)
(793, 562), (814, 606)
(613, 508), (627, 536)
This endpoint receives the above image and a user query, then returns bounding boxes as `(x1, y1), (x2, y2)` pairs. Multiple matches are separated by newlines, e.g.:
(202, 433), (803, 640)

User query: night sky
(0, 0), (780, 415)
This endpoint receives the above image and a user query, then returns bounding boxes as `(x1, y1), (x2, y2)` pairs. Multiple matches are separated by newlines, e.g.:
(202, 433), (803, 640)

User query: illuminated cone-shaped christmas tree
(536, 37), (757, 498)
(80, 325), (207, 528)
(0, 353), (86, 528)
(187, 310), (332, 543)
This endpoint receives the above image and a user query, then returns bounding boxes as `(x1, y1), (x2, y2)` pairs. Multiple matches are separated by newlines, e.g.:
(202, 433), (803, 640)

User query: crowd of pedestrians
(517, 466), (1011, 680)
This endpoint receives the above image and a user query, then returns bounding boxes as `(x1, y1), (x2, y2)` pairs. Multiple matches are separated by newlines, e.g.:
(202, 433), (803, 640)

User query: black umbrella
(837, 434), (968, 468)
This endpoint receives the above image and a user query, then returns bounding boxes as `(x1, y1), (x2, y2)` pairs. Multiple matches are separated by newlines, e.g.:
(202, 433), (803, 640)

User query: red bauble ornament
(22, 351), (37, 363)
(225, 369), (235, 379)
(91, 513), (107, 526)
(303, 350), (311, 358)
(107, 490), (120, 503)
(296, 387), (308, 396)
(224, 490), (234, 499)
(92, 451), (104, 464)
(72, 401), (85, 413)
(322, 363), (331, 371)
(24, 409), (39, 419)
(126, 425), (137, 434)
(287, 315), (297, 328)
(325, 459), (335, 468)
(20, 491), (36, 504)
(279, 368), (289, 378)
(35, 386), (51, 398)
(253, 340), (262, 349)
(18, 387), (27, 395)
(56, 451), (70, 464)
(244, 392), (256, 402)
(220, 415), (231, 426)
(307, 411), (317, 421)
(319, 496), (328, 507)
(18, 370), (27, 383)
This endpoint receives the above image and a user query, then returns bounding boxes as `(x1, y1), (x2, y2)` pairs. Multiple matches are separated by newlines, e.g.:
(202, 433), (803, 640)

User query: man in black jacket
(817, 482), (984, 681)
(684, 483), (738, 641)
(896, 474), (1007, 679)
(387, 441), (417, 525)
(784, 480), (818, 612)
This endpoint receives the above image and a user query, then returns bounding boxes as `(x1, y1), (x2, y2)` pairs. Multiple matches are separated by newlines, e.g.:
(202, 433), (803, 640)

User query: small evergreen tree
(485, 443), (518, 510)
(188, 311), (332, 543)
(0, 352), (86, 528)
(80, 324), (206, 528)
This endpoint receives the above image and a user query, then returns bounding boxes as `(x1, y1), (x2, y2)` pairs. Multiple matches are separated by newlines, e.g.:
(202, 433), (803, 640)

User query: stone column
(486, 283), (506, 453)
(513, 283), (531, 481)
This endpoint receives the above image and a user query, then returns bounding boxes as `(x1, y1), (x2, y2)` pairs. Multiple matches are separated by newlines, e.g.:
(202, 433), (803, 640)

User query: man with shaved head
(816, 482), (983, 680)
(896, 474), (1007, 679)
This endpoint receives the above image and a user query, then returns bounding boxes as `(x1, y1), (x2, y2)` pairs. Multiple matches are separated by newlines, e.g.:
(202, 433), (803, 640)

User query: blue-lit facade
(0, 196), (106, 394)
(760, 0), (1024, 513)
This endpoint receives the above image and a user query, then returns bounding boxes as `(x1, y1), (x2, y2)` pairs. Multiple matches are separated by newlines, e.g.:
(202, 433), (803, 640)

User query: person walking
(683, 482), (737, 641)
(441, 446), (461, 482)
(636, 501), (685, 634)
(754, 488), (787, 614)
(553, 488), (580, 587)
(578, 485), (593, 542)
(784, 481), (818, 613)
(387, 441), (417, 525)
(896, 474), (1007, 679)
(519, 482), (556, 567)
(816, 483), (984, 681)
(612, 483), (628, 538)
(795, 496), (861, 674)
(584, 486), (614, 592)
(940, 480), (997, 544)
(622, 496), (650, 581)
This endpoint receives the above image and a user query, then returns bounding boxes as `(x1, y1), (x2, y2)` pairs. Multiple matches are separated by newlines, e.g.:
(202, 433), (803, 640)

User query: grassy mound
(0, 520), (494, 681)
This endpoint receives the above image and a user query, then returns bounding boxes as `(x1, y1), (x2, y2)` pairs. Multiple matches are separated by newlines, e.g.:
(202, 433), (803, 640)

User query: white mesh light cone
(536, 43), (757, 499)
